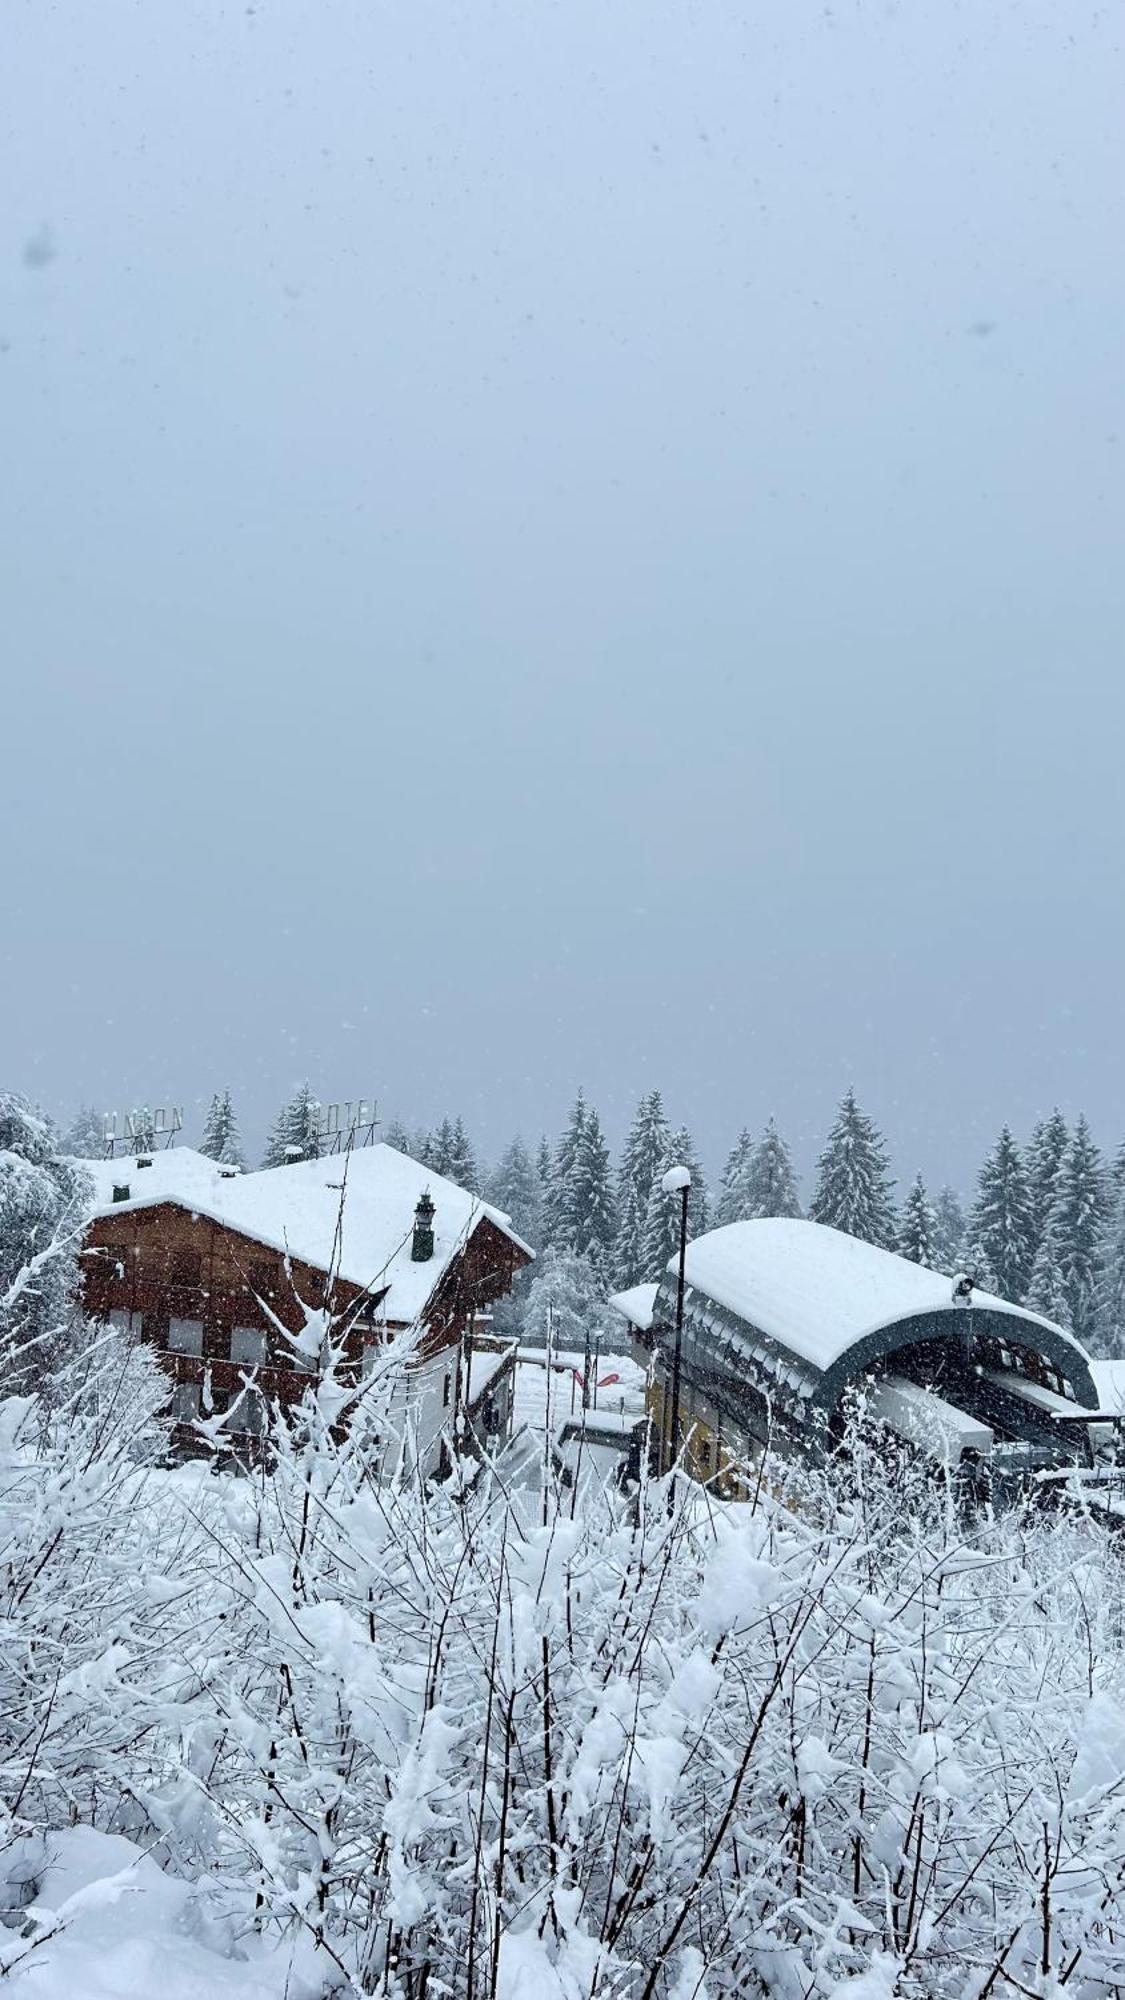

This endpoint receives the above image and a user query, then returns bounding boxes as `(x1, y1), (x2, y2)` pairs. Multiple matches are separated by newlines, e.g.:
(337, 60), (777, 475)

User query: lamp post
(661, 1164), (692, 1477)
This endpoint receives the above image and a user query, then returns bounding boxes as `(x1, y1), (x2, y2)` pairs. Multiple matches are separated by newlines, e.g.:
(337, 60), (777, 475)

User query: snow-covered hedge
(4, 1300), (1125, 1996)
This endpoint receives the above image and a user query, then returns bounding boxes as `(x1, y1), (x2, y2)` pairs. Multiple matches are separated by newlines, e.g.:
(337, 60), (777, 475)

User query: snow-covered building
(80, 1143), (532, 1470)
(639, 1218), (1101, 1493)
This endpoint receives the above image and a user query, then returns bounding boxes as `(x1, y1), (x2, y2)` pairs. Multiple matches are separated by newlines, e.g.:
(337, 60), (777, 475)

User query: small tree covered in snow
(931, 1184), (967, 1274)
(486, 1135), (544, 1248)
(0, 1093), (91, 1393)
(614, 1089), (672, 1285)
(809, 1088), (896, 1247)
(897, 1172), (936, 1265)
(969, 1125), (1034, 1301)
(520, 1245), (608, 1350)
(744, 1117), (801, 1219)
(714, 1128), (755, 1226)
(60, 1103), (105, 1159)
(199, 1088), (244, 1167)
(262, 1082), (321, 1167)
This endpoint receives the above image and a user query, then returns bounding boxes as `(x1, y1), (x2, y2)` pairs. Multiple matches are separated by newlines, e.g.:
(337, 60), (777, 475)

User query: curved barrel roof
(660, 1218), (1096, 1418)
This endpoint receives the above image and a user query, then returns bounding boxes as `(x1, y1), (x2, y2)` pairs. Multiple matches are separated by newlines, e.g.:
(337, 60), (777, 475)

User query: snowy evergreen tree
(0, 1092), (92, 1392)
(1094, 1186), (1125, 1359)
(1025, 1216), (1071, 1328)
(566, 1105), (617, 1277)
(443, 1115), (479, 1191)
(897, 1173), (937, 1266)
(382, 1117), (414, 1153)
(427, 1117), (455, 1175)
(638, 1127), (708, 1280)
(714, 1129), (755, 1226)
(744, 1118), (801, 1219)
(1026, 1110), (1069, 1258)
(809, 1089), (896, 1247)
(519, 1246), (608, 1351)
(968, 1127), (1034, 1302)
(199, 1089), (245, 1168)
(546, 1090), (588, 1247)
(931, 1186), (967, 1275)
(262, 1083), (321, 1167)
(613, 1090), (672, 1286)
(1029, 1115), (1110, 1341)
(61, 1104), (106, 1159)
(486, 1136), (544, 1249)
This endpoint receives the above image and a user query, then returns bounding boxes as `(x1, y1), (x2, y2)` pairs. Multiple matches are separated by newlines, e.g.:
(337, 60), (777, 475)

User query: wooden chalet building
(80, 1142), (532, 1472)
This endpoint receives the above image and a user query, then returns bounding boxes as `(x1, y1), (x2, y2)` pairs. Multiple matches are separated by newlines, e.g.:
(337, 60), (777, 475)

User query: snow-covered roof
(83, 1144), (531, 1323)
(1088, 1360), (1125, 1413)
(607, 1282), (659, 1333)
(671, 1219), (1088, 1378)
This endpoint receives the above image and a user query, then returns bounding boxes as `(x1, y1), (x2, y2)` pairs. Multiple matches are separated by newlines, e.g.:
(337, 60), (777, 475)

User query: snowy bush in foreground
(5, 1278), (1125, 1996)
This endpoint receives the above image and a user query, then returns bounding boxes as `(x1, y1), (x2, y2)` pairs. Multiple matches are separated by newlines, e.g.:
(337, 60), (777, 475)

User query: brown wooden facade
(82, 1199), (529, 1455)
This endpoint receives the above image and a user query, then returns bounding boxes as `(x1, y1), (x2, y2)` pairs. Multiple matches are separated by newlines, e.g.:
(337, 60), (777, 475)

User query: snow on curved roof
(83, 1144), (531, 1323)
(607, 1282), (659, 1332)
(673, 1218), (1087, 1377)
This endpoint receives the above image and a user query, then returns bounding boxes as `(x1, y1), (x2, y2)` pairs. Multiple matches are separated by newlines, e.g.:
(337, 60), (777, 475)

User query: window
(237, 1388), (266, 1437)
(101, 1243), (127, 1279)
(231, 1325), (267, 1367)
(167, 1318), (203, 1357)
(171, 1381), (200, 1423)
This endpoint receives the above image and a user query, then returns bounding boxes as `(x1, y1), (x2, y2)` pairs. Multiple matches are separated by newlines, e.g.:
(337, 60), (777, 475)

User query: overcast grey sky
(3, 0), (1122, 1190)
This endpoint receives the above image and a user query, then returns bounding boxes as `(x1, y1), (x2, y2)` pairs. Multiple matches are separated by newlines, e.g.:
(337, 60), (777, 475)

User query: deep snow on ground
(0, 1827), (325, 1998)
(511, 1346), (646, 1441)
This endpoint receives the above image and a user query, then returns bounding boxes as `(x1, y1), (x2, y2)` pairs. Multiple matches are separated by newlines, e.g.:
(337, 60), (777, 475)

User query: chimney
(411, 1190), (435, 1262)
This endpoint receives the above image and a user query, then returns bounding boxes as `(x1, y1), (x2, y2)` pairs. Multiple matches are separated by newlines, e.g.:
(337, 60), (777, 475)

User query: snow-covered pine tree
(897, 1173), (937, 1266)
(1026, 1110), (1069, 1259)
(0, 1092), (92, 1392)
(1111, 1140), (1125, 1197)
(1094, 1186), (1125, 1359)
(382, 1117), (413, 1152)
(199, 1089), (244, 1168)
(427, 1117), (455, 1175)
(261, 1083), (321, 1167)
(714, 1129), (755, 1225)
(1031, 1114), (1110, 1341)
(931, 1186), (967, 1275)
(744, 1117), (801, 1219)
(444, 1115), (479, 1191)
(1025, 1215), (1071, 1327)
(638, 1126), (708, 1279)
(968, 1126), (1034, 1301)
(613, 1089), (672, 1286)
(486, 1136), (544, 1248)
(809, 1088), (896, 1247)
(520, 1246), (608, 1350)
(546, 1090), (587, 1248)
(61, 1104), (106, 1159)
(566, 1105), (617, 1277)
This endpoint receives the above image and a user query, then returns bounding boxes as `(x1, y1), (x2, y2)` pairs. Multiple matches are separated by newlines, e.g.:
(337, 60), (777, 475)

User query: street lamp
(661, 1164), (692, 1477)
